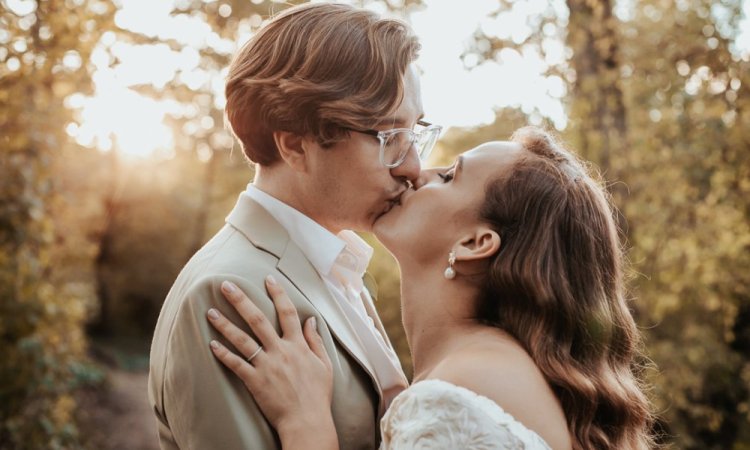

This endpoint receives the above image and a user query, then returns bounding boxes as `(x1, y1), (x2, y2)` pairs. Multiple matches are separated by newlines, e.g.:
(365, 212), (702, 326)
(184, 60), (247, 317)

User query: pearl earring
(444, 251), (456, 280)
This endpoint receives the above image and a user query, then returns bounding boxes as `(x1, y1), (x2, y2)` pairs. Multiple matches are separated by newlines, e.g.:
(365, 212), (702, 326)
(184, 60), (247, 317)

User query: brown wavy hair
(476, 127), (654, 449)
(224, 3), (420, 166)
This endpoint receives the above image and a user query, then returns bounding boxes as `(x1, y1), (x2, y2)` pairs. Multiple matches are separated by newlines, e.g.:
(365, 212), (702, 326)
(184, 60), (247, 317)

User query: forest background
(1, 0), (749, 448)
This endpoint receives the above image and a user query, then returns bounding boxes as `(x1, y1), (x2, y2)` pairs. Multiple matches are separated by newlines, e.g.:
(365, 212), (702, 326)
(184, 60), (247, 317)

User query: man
(148, 3), (441, 449)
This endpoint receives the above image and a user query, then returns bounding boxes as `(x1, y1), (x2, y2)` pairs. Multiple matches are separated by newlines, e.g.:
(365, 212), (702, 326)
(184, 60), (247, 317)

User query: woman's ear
(453, 227), (501, 262)
(272, 131), (308, 172)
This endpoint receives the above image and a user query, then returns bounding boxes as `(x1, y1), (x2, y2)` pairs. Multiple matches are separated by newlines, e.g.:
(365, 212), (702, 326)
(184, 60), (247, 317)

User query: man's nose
(390, 146), (421, 185)
(411, 169), (430, 190)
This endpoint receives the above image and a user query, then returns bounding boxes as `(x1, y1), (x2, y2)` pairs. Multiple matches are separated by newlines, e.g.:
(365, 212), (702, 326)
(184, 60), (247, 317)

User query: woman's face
(373, 141), (522, 267)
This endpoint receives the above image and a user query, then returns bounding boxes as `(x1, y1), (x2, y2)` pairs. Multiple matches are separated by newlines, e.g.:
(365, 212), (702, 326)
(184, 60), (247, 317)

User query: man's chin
(371, 208), (395, 236)
(370, 219), (400, 257)
(371, 219), (383, 236)
(373, 208), (394, 226)
(370, 214), (384, 233)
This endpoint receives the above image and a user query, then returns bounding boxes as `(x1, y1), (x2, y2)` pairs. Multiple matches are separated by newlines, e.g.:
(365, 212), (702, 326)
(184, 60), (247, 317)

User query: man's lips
(377, 189), (407, 219)
(383, 195), (402, 214)
(380, 187), (415, 217)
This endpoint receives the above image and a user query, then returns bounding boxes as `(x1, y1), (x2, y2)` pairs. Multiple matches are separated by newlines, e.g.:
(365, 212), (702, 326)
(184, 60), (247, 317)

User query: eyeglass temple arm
(345, 120), (436, 138)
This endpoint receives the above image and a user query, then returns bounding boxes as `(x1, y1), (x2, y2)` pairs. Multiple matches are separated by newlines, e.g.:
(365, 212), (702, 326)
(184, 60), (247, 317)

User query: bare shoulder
(428, 338), (572, 450)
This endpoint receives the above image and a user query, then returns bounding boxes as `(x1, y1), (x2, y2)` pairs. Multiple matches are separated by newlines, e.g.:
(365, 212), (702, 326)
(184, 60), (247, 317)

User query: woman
(206, 127), (654, 449)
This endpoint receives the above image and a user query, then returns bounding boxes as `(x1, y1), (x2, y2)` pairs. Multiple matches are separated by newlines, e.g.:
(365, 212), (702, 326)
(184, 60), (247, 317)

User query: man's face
(304, 65), (425, 233)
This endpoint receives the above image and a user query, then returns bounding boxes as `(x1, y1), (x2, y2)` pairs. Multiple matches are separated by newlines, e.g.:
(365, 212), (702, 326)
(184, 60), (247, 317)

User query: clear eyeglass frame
(348, 120), (443, 168)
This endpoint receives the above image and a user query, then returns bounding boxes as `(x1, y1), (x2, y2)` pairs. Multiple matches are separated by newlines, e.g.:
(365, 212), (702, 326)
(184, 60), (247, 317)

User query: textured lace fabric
(380, 379), (552, 450)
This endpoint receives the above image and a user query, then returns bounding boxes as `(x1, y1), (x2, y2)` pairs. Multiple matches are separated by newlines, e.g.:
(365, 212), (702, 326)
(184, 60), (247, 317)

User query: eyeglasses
(348, 120), (443, 168)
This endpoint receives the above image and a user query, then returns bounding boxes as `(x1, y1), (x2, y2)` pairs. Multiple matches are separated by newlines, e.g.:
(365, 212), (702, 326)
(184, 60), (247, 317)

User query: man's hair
(225, 3), (420, 166)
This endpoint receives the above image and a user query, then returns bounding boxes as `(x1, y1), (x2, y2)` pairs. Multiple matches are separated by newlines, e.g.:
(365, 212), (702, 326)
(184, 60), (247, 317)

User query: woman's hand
(207, 276), (337, 449)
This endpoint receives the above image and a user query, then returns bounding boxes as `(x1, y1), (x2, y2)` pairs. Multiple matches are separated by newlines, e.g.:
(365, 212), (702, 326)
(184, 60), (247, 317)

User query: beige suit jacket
(148, 194), (394, 449)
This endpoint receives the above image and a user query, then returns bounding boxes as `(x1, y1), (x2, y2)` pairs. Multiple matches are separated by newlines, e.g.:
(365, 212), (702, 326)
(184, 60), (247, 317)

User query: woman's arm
(207, 276), (338, 450)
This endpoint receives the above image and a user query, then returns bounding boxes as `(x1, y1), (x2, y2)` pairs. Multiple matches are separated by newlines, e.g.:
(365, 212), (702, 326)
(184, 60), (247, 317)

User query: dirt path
(78, 368), (159, 450)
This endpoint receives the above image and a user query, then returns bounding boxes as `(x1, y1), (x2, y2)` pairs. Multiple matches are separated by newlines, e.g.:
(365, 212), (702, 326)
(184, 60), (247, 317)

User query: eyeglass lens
(382, 128), (438, 166)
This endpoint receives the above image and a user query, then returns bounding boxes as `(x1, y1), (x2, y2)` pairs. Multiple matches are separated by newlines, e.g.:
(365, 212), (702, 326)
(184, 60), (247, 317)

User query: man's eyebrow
(384, 113), (426, 127)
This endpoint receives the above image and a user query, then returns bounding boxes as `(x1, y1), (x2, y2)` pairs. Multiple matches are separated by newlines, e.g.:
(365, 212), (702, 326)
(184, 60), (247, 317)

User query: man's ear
(272, 131), (308, 172)
(453, 227), (501, 262)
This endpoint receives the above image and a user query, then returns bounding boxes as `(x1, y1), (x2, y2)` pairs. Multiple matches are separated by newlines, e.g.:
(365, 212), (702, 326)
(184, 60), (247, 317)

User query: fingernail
(266, 275), (277, 285)
(222, 281), (236, 293)
(207, 308), (220, 320)
(210, 340), (220, 350)
(309, 316), (317, 329)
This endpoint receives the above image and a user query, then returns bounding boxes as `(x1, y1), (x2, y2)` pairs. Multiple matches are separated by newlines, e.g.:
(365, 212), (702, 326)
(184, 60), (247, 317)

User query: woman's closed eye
(438, 170), (455, 183)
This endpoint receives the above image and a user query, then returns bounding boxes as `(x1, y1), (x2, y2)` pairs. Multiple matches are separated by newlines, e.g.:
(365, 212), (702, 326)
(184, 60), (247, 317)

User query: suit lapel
(226, 194), (380, 390)
(277, 246), (379, 381)
(226, 193), (288, 257)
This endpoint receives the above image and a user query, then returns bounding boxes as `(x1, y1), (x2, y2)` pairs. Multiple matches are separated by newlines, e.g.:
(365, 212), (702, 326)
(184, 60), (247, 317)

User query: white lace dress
(380, 379), (552, 449)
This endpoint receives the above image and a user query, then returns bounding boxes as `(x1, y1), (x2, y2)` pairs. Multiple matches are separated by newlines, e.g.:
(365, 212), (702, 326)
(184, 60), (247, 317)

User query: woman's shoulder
(402, 378), (547, 432)
(383, 378), (551, 449)
(423, 342), (571, 449)
(426, 339), (546, 402)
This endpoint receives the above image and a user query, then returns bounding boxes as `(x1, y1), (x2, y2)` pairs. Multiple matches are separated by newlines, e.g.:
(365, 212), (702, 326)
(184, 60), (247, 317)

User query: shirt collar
(244, 185), (343, 275)
(243, 185), (372, 279)
(331, 230), (374, 292)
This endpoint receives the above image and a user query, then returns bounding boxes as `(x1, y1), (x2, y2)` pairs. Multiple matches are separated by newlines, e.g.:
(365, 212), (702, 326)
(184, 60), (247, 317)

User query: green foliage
(618, 1), (750, 447)
(80, 149), (252, 338)
(3, 0), (748, 448)
(466, 0), (750, 447)
(0, 0), (113, 447)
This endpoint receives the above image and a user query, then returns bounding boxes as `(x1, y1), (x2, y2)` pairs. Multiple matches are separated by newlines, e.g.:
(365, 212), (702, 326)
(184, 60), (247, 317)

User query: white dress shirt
(244, 185), (408, 407)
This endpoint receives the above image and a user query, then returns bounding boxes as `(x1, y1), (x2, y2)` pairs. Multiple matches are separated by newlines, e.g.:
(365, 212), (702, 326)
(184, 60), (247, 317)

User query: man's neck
(253, 167), (341, 235)
(253, 167), (304, 212)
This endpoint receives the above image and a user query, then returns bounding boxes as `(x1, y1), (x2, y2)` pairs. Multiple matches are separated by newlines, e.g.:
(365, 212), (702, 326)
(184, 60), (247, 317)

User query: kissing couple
(149, 3), (654, 449)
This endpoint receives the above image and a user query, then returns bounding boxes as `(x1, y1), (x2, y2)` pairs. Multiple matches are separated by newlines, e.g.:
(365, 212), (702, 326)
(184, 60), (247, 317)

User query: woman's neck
(399, 264), (483, 379)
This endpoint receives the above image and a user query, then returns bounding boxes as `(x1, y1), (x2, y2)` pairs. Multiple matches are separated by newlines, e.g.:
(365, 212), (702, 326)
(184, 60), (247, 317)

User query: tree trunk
(187, 150), (217, 257)
(565, 0), (629, 231)
(89, 150), (120, 336)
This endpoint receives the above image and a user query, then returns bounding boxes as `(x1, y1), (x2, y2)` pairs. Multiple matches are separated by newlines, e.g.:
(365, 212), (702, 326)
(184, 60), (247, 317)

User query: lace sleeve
(379, 380), (551, 450)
